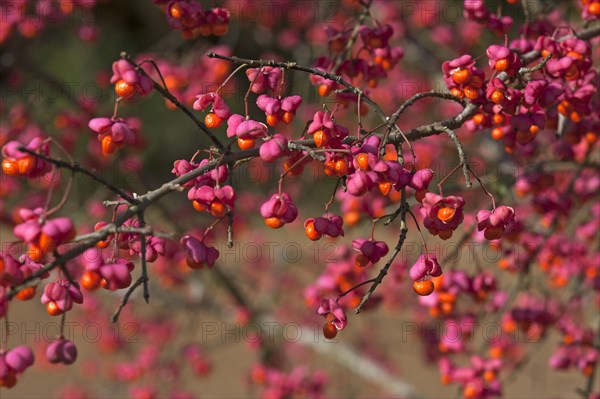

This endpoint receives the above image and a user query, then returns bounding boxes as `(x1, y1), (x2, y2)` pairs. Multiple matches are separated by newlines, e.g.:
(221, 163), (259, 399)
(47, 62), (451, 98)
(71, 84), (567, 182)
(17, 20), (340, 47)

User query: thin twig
(337, 278), (376, 300)
(120, 52), (226, 151)
(206, 52), (414, 143)
(381, 91), (466, 158)
(518, 53), (552, 75)
(137, 212), (150, 303)
(467, 165), (496, 209)
(442, 127), (472, 188)
(17, 146), (137, 204)
(10, 25), (599, 303)
(332, 0), (373, 70)
(355, 194), (408, 314)
(111, 277), (145, 323)
(226, 163), (234, 249)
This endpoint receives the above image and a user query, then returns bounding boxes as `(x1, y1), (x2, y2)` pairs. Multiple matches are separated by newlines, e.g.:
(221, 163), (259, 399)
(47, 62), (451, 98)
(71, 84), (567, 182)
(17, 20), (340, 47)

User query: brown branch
(577, 22), (600, 40)
(337, 278), (376, 301)
(442, 127), (472, 189)
(206, 52), (406, 142)
(137, 212), (150, 304)
(120, 52), (226, 152)
(111, 277), (146, 323)
(332, 0), (373, 70)
(17, 146), (137, 204)
(399, 102), (480, 143)
(13, 21), (600, 304)
(515, 23), (600, 66)
(355, 192), (409, 314)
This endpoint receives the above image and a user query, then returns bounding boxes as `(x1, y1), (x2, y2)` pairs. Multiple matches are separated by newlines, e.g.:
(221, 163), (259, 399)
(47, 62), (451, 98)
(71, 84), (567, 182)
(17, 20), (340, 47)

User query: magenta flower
(346, 170), (377, 196)
(81, 246), (104, 268)
(309, 59), (338, 92)
(256, 95), (303, 126)
(88, 117), (139, 154)
(172, 159), (195, 178)
(472, 272), (497, 296)
(523, 80), (548, 107)
(485, 78), (507, 104)
(205, 7), (230, 31)
(397, 168), (434, 193)
(574, 170), (600, 199)
(83, 256), (134, 291)
(533, 189), (572, 214)
(129, 236), (167, 262)
(509, 112), (545, 143)
(164, 0), (203, 30)
(307, 111), (349, 140)
(260, 192), (298, 227)
(354, 135), (380, 154)
(546, 57), (576, 79)
(187, 185), (235, 217)
(17, 257), (43, 283)
(0, 253), (23, 287)
(549, 346), (571, 370)
(172, 159), (213, 188)
(384, 161), (410, 189)
(2, 346), (34, 374)
(18, 257), (43, 280)
(373, 46), (404, 70)
(280, 95), (302, 120)
(420, 193), (465, 240)
(509, 37), (534, 54)
(193, 92), (231, 119)
(226, 114), (244, 137)
(245, 66), (282, 94)
(181, 235), (219, 269)
(110, 59), (153, 96)
(234, 119), (268, 140)
(576, 348), (598, 375)
(324, 26), (351, 51)
(88, 118), (136, 144)
(182, 344), (213, 378)
(307, 111), (335, 134)
(441, 55), (476, 88)
(582, 1), (600, 20)
(259, 134), (288, 162)
(316, 298), (347, 330)
(46, 339), (78, 365)
(256, 95), (281, 116)
(535, 36), (560, 58)
(204, 159), (229, 184)
(562, 38), (591, 58)
(443, 270), (472, 296)
(102, 260), (135, 290)
(173, 158), (228, 187)
(409, 254), (443, 281)
(13, 208), (44, 243)
(40, 281), (83, 314)
(486, 44), (521, 73)
(352, 238), (389, 265)
(39, 217), (75, 249)
(463, 0), (489, 21)
(350, 137), (389, 173)
(359, 24), (393, 49)
(305, 216), (344, 238)
(1, 137), (51, 178)
(13, 210), (75, 252)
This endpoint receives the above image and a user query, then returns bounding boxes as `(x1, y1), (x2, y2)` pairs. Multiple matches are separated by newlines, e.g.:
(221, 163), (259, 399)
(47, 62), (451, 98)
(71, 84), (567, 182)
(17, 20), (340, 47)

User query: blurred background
(1, 0), (598, 398)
